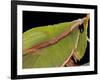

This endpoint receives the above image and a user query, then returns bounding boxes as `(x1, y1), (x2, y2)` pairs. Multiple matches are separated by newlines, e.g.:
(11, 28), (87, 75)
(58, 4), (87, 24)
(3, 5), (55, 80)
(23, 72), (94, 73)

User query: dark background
(23, 11), (89, 65)
(23, 11), (88, 32)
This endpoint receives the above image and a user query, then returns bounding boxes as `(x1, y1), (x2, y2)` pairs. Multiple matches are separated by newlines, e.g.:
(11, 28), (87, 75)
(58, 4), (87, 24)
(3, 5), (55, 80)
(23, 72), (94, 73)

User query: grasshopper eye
(79, 24), (84, 33)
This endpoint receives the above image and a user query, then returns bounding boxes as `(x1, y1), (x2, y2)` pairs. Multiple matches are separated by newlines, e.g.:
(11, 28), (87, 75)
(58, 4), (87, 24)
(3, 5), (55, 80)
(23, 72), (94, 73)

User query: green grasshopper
(23, 15), (89, 68)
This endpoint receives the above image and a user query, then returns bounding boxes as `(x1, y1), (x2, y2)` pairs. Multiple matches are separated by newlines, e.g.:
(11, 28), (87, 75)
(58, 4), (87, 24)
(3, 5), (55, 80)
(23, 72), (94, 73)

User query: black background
(23, 11), (89, 65)
(23, 11), (87, 32)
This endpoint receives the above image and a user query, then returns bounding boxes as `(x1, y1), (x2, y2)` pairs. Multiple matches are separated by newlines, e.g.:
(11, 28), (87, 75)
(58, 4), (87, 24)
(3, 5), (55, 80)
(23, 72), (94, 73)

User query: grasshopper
(23, 15), (89, 68)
